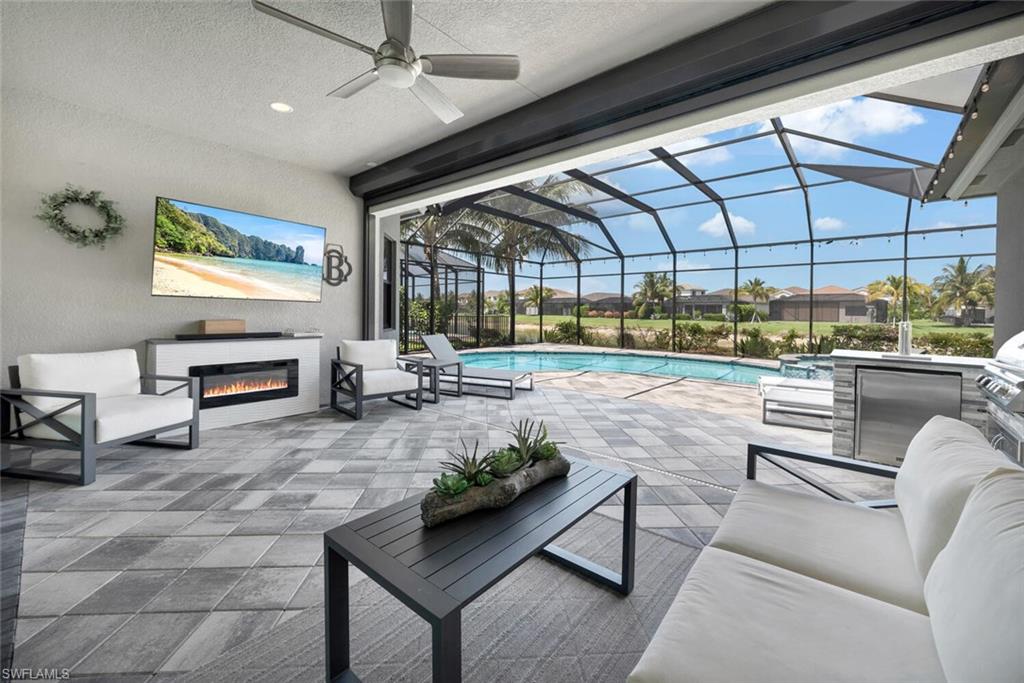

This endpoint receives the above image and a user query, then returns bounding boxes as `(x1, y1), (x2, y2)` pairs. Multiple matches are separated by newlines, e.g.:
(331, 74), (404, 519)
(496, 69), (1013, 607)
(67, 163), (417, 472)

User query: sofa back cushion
(924, 468), (1024, 683)
(338, 340), (396, 371)
(18, 349), (141, 400)
(894, 415), (1009, 578)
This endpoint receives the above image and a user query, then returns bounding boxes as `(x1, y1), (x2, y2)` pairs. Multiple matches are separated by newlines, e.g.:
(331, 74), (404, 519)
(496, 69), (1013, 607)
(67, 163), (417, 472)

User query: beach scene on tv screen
(152, 198), (325, 301)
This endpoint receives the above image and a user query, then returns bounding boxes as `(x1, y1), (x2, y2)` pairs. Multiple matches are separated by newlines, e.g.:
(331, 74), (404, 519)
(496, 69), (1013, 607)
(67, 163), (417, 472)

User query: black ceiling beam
(650, 148), (736, 249)
(784, 128), (938, 168)
(350, 2), (1023, 204)
(499, 185), (624, 257)
(466, 203), (584, 263)
(863, 91), (965, 114)
(564, 168), (676, 253)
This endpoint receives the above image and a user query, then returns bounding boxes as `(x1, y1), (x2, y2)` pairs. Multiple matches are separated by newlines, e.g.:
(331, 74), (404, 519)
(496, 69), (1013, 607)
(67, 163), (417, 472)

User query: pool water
(461, 351), (780, 385)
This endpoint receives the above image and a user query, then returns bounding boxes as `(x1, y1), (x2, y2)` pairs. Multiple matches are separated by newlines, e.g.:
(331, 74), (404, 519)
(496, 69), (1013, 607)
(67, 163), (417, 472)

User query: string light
(956, 131), (964, 142)
(980, 82), (990, 93)
(948, 151), (955, 159)
(971, 110), (979, 120)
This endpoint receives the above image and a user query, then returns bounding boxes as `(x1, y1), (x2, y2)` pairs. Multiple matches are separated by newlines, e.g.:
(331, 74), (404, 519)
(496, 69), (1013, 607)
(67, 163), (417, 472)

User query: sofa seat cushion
(709, 480), (926, 613)
(338, 340), (396, 371)
(361, 369), (419, 396)
(895, 415), (1013, 578)
(628, 547), (946, 683)
(924, 469), (1024, 683)
(22, 394), (194, 443)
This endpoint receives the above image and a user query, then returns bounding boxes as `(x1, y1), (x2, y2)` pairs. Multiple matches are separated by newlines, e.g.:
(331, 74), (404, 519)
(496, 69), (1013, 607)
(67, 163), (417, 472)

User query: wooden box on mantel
(198, 319), (245, 335)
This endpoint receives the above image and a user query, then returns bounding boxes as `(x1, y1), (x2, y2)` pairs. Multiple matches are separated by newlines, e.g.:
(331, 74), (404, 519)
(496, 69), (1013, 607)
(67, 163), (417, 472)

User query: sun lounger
(420, 334), (533, 400)
(758, 375), (833, 431)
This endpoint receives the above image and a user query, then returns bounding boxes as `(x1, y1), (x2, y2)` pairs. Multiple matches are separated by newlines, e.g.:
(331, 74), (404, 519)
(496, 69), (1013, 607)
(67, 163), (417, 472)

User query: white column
(995, 165), (1024, 350)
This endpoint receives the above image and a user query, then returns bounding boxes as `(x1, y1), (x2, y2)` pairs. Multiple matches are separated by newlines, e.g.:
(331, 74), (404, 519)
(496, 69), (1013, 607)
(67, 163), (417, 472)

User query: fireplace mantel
(146, 336), (321, 430)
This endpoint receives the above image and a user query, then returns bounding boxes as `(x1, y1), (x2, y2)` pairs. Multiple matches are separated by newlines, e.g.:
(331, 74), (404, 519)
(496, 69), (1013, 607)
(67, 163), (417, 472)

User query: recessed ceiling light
(270, 102), (294, 113)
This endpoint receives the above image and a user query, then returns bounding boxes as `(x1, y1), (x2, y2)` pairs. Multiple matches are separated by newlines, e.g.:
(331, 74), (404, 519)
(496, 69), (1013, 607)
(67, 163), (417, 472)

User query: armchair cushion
(338, 340), (397, 371)
(708, 480), (926, 613)
(924, 468), (1024, 683)
(17, 349), (141, 412)
(627, 547), (945, 683)
(22, 394), (194, 443)
(894, 415), (1011, 578)
(361, 369), (419, 396)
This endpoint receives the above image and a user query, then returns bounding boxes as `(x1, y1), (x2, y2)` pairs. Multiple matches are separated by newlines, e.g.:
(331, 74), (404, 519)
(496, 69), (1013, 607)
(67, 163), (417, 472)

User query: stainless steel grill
(978, 331), (1024, 463)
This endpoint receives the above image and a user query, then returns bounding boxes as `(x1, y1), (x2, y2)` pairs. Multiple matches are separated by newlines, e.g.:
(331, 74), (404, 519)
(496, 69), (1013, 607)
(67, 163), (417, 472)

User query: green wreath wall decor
(35, 185), (126, 248)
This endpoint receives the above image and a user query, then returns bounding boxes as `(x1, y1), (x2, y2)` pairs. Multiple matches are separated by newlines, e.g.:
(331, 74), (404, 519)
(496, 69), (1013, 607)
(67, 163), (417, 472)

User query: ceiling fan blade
(419, 54), (520, 80)
(252, 0), (376, 56)
(381, 0), (413, 46)
(327, 70), (380, 98)
(408, 77), (463, 124)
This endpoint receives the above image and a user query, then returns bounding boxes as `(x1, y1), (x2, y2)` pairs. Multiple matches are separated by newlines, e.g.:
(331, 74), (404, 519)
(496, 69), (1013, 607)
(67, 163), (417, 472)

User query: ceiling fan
(252, 0), (520, 124)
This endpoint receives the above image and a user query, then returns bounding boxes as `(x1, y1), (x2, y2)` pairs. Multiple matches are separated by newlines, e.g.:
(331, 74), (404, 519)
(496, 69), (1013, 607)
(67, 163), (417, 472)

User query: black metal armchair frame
(1, 367), (199, 486)
(746, 443), (899, 509)
(330, 356), (424, 421)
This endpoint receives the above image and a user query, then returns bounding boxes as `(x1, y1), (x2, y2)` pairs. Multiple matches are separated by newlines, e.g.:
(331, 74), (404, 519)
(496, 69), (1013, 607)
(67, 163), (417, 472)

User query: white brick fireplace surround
(146, 335), (322, 431)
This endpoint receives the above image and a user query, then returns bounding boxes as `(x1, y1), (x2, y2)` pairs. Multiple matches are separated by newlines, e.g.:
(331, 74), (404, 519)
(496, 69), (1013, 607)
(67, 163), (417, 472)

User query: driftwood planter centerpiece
(421, 419), (570, 527)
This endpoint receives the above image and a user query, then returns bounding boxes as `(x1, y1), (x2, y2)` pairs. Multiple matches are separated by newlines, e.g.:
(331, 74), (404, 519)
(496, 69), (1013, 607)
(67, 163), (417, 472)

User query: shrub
(586, 310), (601, 318)
(737, 328), (778, 359)
(572, 304), (590, 317)
(674, 322), (731, 354)
(776, 329), (803, 355)
(830, 324), (898, 351)
(728, 303), (756, 321)
(623, 310), (637, 319)
(479, 328), (509, 347)
(703, 313), (726, 322)
(675, 313), (692, 321)
(637, 302), (651, 320)
(546, 320), (593, 345)
(603, 311), (618, 319)
(917, 332), (992, 357)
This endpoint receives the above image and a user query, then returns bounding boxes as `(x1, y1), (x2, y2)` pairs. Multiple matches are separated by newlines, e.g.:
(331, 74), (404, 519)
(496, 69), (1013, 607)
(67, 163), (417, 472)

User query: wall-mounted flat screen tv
(151, 197), (326, 302)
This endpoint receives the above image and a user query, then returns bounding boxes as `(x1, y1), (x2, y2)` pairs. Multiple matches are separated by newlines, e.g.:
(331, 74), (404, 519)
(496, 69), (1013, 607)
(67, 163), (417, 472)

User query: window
(383, 237), (395, 330)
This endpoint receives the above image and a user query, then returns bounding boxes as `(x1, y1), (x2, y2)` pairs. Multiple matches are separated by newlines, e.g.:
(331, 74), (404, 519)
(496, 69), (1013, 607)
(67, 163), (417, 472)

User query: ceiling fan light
(270, 102), (294, 113)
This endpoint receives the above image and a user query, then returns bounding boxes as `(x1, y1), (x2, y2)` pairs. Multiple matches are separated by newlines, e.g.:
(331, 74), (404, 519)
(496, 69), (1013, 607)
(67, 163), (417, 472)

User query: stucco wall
(0, 88), (363, 403)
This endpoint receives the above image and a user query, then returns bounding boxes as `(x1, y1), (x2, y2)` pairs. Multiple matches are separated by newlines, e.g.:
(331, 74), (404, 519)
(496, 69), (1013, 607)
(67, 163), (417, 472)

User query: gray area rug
(177, 514), (699, 682)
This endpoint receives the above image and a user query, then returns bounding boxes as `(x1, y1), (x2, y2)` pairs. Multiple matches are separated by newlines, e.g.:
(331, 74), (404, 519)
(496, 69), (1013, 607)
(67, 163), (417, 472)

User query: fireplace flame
(204, 377), (288, 398)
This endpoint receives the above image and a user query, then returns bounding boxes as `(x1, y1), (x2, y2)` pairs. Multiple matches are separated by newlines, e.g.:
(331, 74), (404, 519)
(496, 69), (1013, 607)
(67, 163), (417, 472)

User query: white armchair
(331, 340), (423, 420)
(1, 349), (199, 486)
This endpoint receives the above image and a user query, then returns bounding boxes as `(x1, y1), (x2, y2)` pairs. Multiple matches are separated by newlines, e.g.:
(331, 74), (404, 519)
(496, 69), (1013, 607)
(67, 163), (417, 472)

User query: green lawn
(514, 314), (993, 338)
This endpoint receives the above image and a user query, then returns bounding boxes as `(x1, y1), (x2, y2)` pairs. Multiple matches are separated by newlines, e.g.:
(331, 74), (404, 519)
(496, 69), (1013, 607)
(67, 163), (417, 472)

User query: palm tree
(470, 177), (594, 334)
(933, 257), (987, 325)
(522, 285), (554, 312)
(401, 207), (493, 310)
(867, 275), (904, 322)
(739, 277), (776, 322)
(633, 273), (673, 316)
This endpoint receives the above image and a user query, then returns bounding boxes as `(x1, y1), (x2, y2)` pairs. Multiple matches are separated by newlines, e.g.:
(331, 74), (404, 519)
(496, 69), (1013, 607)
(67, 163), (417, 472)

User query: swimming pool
(461, 351), (780, 385)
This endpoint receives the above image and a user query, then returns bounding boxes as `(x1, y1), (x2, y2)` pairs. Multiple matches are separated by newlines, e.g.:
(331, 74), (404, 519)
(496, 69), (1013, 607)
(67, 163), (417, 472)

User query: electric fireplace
(188, 358), (299, 409)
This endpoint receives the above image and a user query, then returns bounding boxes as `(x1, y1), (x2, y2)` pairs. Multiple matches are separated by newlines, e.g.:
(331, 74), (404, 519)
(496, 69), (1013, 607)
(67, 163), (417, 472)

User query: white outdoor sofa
(629, 415), (1023, 683)
(1, 349), (199, 486)
(757, 375), (833, 430)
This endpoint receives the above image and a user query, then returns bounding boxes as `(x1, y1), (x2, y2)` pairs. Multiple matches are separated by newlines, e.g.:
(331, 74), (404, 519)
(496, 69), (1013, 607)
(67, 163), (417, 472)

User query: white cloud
(762, 98), (925, 160)
(813, 216), (846, 232)
(625, 213), (655, 232)
(663, 136), (732, 166)
(698, 212), (756, 237)
(651, 258), (710, 272)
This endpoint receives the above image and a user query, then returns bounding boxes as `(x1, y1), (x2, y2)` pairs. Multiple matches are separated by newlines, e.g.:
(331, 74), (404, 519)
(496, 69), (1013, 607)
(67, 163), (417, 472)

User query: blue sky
(503, 96), (997, 294)
(170, 199), (326, 266)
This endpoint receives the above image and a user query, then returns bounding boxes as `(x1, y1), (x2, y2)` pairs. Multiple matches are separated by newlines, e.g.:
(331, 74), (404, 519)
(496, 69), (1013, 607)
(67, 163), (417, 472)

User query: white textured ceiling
(1, 0), (765, 176)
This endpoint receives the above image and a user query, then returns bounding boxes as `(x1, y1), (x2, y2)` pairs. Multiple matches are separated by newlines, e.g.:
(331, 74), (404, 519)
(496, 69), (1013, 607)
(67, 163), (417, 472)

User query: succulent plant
(440, 439), (494, 486)
(432, 472), (470, 497)
(489, 447), (526, 478)
(507, 419), (562, 463)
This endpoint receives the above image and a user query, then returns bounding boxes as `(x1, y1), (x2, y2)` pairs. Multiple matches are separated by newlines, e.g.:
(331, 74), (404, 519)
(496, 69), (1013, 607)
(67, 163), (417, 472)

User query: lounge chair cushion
(338, 340), (397, 371)
(21, 394), (194, 443)
(924, 468), (1024, 683)
(360, 369), (419, 396)
(627, 547), (945, 683)
(894, 415), (1011, 578)
(18, 349), (141, 413)
(708, 480), (926, 613)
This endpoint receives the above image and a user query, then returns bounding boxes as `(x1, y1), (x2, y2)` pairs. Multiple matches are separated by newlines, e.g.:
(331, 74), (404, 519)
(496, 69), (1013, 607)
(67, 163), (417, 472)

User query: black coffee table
(323, 455), (637, 682)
